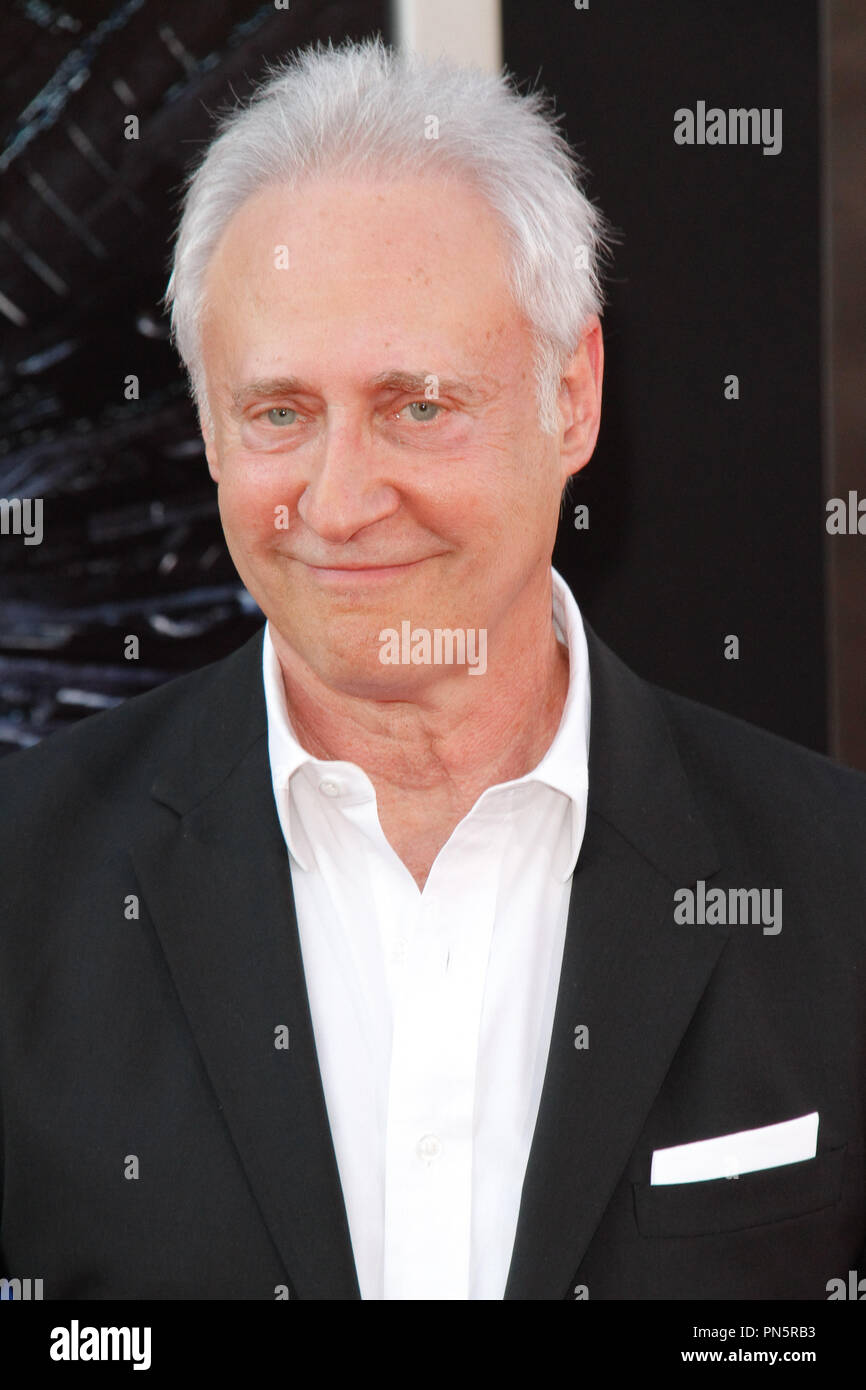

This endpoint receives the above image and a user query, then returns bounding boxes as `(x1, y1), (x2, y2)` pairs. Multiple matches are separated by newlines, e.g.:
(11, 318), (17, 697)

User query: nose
(296, 413), (400, 544)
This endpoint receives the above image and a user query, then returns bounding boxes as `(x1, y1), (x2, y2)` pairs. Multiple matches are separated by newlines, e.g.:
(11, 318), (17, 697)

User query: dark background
(528, 1), (825, 752)
(0, 0), (844, 760)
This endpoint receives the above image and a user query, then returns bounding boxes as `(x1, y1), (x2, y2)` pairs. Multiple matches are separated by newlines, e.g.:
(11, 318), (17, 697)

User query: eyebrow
(230, 370), (492, 415)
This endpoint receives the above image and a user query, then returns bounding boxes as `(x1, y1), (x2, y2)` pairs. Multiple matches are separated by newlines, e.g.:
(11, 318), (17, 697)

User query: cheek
(217, 464), (295, 549)
(458, 458), (540, 546)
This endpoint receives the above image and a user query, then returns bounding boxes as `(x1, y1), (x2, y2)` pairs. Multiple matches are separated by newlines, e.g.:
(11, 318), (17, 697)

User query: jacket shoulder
(0, 628), (265, 807)
(653, 681), (866, 837)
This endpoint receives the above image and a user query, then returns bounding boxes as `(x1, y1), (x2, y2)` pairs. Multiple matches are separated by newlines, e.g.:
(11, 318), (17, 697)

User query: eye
(398, 399), (443, 423)
(265, 406), (298, 426)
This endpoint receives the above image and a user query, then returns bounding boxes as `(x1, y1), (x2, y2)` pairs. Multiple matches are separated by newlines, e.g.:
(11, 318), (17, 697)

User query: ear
(558, 315), (604, 487)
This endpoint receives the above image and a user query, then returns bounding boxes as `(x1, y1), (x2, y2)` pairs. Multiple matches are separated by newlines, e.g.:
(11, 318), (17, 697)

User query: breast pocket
(633, 1145), (847, 1238)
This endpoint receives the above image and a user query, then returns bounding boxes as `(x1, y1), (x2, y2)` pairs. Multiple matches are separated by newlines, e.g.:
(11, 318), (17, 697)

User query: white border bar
(391, 0), (502, 72)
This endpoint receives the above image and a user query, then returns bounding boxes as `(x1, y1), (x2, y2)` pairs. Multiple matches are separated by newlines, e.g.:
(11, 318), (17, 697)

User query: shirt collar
(262, 565), (590, 880)
(522, 565), (591, 878)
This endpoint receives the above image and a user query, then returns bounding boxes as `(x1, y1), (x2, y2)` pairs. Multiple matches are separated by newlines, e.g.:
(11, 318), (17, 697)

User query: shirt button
(318, 778), (342, 797)
(416, 1134), (441, 1162)
(391, 939), (408, 965)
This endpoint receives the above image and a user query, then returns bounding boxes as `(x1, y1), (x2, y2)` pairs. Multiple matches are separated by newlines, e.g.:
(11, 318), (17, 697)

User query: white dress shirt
(262, 566), (591, 1300)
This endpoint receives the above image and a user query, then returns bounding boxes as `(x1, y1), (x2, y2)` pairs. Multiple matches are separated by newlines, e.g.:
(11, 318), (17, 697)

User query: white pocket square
(650, 1112), (819, 1185)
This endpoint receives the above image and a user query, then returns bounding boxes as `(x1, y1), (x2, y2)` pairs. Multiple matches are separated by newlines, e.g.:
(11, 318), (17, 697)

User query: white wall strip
(391, 0), (502, 73)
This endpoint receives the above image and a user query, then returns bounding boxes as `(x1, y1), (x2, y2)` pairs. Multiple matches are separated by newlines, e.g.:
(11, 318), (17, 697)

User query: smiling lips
(302, 556), (432, 570)
(300, 557), (432, 584)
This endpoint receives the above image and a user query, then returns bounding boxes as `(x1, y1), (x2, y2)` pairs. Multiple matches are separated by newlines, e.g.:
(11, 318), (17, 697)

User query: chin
(315, 659), (433, 702)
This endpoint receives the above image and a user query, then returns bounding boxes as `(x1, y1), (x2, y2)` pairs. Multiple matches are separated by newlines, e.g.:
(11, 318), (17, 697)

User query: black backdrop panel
(0, 0), (391, 755)
(503, 0), (825, 750)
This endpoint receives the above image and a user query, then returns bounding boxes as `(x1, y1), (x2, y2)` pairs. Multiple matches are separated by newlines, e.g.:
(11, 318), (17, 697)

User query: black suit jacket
(1, 620), (864, 1299)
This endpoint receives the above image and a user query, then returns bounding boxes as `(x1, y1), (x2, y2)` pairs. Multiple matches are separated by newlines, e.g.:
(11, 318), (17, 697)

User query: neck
(271, 572), (570, 807)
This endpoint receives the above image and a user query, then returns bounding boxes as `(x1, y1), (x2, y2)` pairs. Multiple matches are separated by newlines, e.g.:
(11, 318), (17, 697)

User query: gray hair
(164, 35), (616, 436)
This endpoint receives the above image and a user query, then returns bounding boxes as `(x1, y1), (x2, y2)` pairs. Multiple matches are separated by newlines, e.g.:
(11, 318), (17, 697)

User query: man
(0, 37), (864, 1301)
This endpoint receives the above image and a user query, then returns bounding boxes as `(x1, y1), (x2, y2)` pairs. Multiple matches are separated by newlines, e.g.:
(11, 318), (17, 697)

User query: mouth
(300, 557), (434, 584)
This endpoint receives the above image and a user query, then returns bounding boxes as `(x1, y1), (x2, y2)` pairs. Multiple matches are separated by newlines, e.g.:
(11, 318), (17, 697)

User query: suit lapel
(130, 630), (360, 1299)
(504, 626), (728, 1300)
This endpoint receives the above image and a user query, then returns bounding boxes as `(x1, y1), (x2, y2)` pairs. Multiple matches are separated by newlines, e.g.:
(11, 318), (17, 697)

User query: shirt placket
(382, 806), (506, 1299)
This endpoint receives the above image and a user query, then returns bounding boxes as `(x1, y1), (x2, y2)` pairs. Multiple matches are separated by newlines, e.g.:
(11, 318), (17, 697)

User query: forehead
(200, 174), (531, 385)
